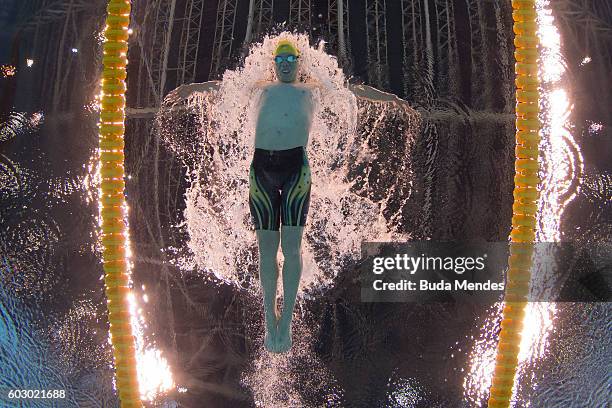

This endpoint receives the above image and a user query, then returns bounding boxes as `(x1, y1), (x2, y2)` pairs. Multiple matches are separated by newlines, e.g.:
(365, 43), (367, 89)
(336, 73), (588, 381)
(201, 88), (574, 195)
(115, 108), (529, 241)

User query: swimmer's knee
(281, 245), (300, 258)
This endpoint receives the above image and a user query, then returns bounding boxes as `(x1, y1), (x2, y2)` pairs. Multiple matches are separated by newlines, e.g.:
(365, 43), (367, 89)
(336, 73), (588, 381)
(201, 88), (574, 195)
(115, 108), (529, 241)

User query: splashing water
(241, 312), (344, 407)
(158, 32), (421, 292)
(0, 111), (44, 143)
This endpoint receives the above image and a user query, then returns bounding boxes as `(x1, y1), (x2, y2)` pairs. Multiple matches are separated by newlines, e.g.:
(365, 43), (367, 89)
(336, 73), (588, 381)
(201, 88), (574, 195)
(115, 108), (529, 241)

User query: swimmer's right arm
(165, 81), (221, 104)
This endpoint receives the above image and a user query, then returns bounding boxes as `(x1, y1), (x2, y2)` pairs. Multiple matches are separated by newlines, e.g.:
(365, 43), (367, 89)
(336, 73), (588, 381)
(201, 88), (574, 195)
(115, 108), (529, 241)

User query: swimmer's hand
(348, 83), (403, 103)
(165, 81), (221, 105)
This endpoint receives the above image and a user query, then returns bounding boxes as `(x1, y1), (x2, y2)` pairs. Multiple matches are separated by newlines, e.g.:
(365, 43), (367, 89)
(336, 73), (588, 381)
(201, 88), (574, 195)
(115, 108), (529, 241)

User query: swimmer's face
(274, 52), (299, 83)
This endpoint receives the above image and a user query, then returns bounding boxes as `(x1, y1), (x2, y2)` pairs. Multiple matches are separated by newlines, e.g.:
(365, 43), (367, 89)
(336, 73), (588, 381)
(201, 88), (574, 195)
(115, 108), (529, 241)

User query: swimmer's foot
(264, 328), (276, 352)
(275, 320), (292, 353)
(264, 312), (280, 352)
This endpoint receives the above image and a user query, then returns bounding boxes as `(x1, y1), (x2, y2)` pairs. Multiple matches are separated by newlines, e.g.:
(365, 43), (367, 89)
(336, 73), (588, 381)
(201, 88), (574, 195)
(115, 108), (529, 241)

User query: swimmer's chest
(258, 84), (314, 118)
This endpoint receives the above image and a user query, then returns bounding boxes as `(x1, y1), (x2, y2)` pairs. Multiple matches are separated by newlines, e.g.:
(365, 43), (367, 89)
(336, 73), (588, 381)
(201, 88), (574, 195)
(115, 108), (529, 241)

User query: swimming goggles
(274, 55), (299, 63)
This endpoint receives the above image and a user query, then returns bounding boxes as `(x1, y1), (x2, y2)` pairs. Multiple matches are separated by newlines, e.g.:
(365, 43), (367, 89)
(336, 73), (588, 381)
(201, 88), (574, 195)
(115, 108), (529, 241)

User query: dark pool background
(1, 1), (611, 407)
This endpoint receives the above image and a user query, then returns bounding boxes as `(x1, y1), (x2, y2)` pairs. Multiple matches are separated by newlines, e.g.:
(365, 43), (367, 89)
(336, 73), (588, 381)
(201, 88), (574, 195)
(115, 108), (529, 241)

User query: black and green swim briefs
(248, 146), (311, 231)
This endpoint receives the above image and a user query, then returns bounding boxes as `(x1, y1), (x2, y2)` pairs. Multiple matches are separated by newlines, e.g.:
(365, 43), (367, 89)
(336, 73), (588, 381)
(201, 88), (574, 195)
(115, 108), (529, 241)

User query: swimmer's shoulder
(298, 83), (322, 102)
(254, 80), (274, 91)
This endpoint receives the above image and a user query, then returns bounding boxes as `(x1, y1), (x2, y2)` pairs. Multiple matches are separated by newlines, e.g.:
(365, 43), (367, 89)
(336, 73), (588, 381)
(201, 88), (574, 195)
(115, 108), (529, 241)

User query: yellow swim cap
(274, 39), (300, 56)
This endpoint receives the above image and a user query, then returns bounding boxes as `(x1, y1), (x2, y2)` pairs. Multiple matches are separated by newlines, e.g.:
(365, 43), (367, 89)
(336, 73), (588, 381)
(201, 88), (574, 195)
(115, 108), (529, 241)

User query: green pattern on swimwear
(250, 165), (274, 230)
(284, 164), (311, 225)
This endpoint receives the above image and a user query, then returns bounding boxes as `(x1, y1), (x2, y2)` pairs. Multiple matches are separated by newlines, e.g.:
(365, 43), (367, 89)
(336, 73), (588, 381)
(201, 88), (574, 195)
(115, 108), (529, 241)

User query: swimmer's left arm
(165, 81), (220, 105)
(308, 81), (404, 102)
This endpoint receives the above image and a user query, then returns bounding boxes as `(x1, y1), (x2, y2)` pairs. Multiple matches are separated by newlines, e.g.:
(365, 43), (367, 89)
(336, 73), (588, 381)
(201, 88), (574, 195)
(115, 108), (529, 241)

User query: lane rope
(99, 0), (142, 406)
(487, 1), (540, 407)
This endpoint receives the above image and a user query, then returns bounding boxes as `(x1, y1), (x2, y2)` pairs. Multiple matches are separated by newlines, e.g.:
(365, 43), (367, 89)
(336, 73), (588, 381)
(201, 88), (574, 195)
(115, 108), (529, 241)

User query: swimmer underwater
(167, 38), (407, 353)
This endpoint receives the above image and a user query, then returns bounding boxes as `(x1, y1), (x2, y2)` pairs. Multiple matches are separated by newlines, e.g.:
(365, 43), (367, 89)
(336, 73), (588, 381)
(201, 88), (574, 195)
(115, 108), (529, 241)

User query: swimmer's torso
(255, 82), (315, 150)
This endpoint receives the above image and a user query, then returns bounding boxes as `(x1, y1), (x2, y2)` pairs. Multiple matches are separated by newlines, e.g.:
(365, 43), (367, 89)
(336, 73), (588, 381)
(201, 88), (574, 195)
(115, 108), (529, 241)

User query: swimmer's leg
(276, 225), (304, 352)
(256, 229), (281, 352)
(250, 162), (283, 352)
